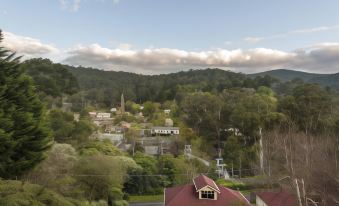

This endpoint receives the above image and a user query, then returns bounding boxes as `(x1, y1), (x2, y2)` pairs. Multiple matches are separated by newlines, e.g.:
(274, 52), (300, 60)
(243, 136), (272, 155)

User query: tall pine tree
(0, 30), (52, 178)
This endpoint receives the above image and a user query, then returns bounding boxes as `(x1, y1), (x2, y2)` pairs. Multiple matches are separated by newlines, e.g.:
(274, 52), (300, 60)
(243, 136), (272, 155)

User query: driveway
(129, 202), (163, 206)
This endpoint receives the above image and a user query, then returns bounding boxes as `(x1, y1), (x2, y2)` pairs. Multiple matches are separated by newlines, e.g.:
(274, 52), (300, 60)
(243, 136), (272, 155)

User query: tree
(143, 101), (157, 118)
(74, 155), (136, 205)
(124, 152), (162, 195)
(279, 83), (333, 134)
(26, 144), (82, 199)
(0, 31), (52, 178)
(48, 109), (75, 142)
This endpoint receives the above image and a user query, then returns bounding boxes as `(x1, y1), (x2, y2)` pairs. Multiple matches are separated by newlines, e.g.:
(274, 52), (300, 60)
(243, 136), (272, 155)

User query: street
(129, 202), (163, 206)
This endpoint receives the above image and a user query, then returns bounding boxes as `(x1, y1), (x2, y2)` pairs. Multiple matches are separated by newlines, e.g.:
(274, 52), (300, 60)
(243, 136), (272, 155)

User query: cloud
(244, 25), (339, 43)
(2, 32), (59, 57)
(63, 43), (339, 74)
(244, 37), (264, 44)
(62, 43), (339, 74)
(2, 31), (339, 74)
(59, 0), (81, 12)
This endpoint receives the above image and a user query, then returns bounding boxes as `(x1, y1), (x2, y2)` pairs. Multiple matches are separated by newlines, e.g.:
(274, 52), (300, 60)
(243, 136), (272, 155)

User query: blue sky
(1, 0), (339, 74)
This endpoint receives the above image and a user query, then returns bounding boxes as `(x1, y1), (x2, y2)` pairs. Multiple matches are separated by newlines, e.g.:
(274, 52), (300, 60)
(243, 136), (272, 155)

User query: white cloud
(244, 25), (339, 43)
(2, 31), (339, 74)
(2, 32), (59, 57)
(63, 43), (339, 74)
(244, 37), (264, 43)
(59, 0), (81, 12)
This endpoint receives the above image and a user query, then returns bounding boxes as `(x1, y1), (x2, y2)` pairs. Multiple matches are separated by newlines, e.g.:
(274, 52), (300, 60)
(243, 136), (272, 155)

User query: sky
(1, 0), (339, 74)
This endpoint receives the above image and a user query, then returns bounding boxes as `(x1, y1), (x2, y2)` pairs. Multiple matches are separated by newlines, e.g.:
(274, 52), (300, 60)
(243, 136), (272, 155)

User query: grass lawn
(129, 194), (164, 203)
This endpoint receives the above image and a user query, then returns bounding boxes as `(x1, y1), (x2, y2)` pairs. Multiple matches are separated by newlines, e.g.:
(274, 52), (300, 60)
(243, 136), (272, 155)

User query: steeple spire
(121, 93), (125, 114)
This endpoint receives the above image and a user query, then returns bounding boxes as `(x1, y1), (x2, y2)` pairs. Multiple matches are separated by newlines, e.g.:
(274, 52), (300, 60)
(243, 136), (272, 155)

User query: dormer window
(201, 191), (215, 199)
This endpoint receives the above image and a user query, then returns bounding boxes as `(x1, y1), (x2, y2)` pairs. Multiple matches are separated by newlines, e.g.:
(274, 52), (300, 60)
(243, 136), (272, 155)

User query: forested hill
(250, 69), (339, 89)
(22, 58), (339, 108)
(67, 66), (262, 106)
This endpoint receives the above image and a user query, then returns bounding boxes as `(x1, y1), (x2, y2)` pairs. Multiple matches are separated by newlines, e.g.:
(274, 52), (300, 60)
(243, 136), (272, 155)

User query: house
(110, 108), (117, 112)
(120, 121), (131, 129)
(73, 113), (80, 122)
(96, 112), (111, 119)
(164, 175), (250, 206)
(165, 118), (174, 127)
(98, 133), (124, 143)
(256, 190), (297, 206)
(164, 109), (171, 115)
(151, 126), (179, 136)
(144, 146), (159, 155)
(89, 112), (97, 118)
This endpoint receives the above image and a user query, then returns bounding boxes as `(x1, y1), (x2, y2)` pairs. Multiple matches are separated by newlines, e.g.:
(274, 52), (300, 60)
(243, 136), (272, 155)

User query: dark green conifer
(0, 30), (52, 178)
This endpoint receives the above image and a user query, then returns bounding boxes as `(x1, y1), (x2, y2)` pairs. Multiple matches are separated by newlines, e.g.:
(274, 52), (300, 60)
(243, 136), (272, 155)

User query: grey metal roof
(152, 126), (179, 130)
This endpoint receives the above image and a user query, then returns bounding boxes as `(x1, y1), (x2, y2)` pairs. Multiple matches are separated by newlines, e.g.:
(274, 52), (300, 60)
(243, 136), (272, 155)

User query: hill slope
(249, 69), (339, 89)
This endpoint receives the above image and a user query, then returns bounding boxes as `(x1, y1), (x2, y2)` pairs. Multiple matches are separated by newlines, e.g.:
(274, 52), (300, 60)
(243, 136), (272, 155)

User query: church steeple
(121, 93), (125, 114)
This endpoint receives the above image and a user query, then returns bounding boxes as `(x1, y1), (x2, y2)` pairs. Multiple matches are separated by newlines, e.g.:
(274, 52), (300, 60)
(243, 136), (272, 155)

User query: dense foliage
(0, 32), (52, 178)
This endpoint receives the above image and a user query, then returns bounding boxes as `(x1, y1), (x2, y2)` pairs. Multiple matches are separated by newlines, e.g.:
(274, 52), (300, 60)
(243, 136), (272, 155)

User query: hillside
(250, 69), (339, 89)
(248, 69), (326, 81)
(67, 67), (249, 105)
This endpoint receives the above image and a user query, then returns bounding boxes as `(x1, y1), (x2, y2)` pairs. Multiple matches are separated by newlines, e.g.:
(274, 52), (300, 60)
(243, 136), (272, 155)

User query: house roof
(257, 190), (298, 206)
(193, 175), (220, 193)
(152, 126), (179, 130)
(165, 183), (250, 206)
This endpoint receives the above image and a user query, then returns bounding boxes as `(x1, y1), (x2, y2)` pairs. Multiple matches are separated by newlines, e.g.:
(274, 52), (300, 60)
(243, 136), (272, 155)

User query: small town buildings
(215, 158), (230, 179)
(98, 133), (124, 143)
(120, 121), (131, 129)
(256, 190), (297, 206)
(144, 146), (159, 155)
(165, 118), (174, 127)
(227, 128), (242, 136)
(164, 109), (171, 115)
(151, 126), (179, 136)
(89, 112), (97, 118)
(73, 113), (80, 122)
(164, 175), (250, 206)
(96, 112), (111, 119)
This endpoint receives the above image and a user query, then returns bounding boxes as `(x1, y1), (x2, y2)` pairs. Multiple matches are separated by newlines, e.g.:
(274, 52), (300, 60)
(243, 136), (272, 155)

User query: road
(186, 153), (210, 167)
(129, 202), (163, 206)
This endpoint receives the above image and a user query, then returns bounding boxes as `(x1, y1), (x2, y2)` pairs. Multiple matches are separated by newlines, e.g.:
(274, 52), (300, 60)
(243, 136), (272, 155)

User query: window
(201, 191), (214, 199)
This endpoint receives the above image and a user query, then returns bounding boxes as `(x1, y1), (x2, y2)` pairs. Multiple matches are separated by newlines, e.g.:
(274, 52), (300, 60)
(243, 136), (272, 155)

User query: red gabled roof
(165, 184), (250, 206)
(257, 191), (298, 206)
(193, 175), (220, 192)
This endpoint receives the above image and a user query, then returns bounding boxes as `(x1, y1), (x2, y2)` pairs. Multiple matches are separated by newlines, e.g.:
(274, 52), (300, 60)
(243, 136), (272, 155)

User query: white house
(89, 112), (97, 118)
(96, 112), (111, 119)
(164, 109), (171, 115)
(110, 108), (117, 112)
(151, 126), (179, 136)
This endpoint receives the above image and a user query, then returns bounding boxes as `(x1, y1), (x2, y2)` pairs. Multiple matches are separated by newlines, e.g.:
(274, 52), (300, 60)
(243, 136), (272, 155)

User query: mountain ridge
(249, 69), (339, 89)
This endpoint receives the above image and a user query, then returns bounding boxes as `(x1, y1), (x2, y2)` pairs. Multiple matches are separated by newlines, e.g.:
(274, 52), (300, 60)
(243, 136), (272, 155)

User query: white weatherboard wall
(151, 127), (179, 135)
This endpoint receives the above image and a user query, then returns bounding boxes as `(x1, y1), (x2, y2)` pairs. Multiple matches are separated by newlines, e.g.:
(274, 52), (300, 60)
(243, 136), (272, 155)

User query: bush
(0, 179), (76, 206)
